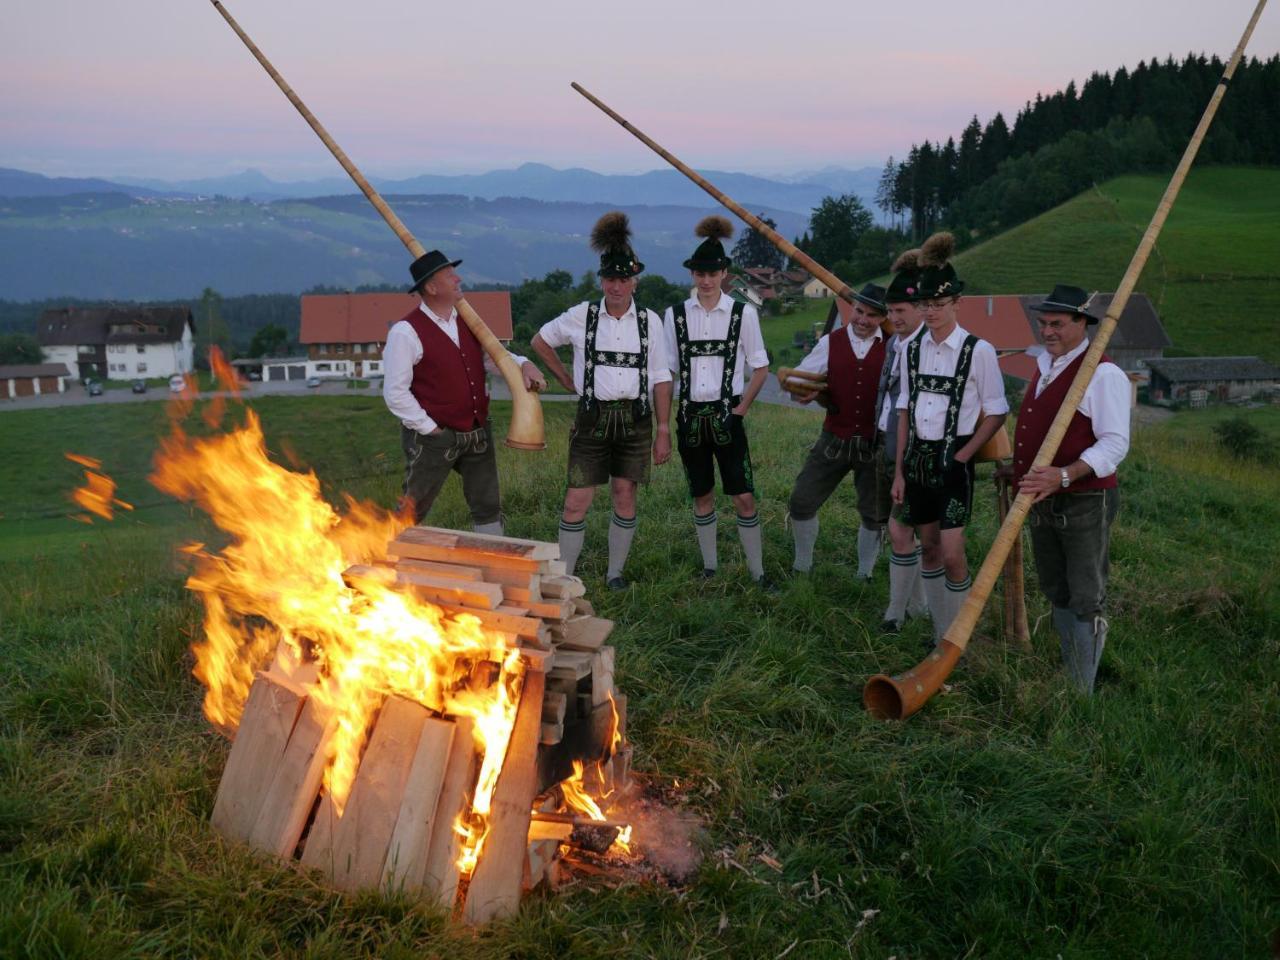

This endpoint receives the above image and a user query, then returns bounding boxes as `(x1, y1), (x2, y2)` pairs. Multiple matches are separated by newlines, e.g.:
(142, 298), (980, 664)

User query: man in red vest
(382, 249), (545, 531)
(788, 283), (888, 578)
(1003, 284), (1130, 694)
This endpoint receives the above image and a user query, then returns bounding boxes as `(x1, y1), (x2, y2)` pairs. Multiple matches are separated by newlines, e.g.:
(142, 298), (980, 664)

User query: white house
(37, 306), (196, 382)
(802, 277), (833, 299)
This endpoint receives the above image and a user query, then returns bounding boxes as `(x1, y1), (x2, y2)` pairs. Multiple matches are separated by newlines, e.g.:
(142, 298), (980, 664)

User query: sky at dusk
(2, 0), (1277, 181)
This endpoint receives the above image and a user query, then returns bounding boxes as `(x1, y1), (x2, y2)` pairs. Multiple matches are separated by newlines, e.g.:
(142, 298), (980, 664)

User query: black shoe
(753, 575), (780, 595)
(607, 576), (628, 592)
(700, 568), (717, 580)
(880, 618), (902, 635)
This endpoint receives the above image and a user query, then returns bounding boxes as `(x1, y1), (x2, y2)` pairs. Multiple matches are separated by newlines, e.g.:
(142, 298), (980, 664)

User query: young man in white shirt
(787, 282), (888, 579)
(663, 216), (770, 584)
(532, 212), (673, 589)
(1000, 284), (1130, 694)
(382, 249), (544, 531)
(891, 232), (1008, 644)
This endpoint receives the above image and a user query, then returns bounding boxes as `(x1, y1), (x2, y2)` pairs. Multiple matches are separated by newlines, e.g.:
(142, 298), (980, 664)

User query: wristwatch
(1059, 468), (1071, 489)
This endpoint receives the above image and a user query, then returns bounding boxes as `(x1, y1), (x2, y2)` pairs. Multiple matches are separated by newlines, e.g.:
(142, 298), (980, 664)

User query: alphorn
(210, 1), (544, 450)
(572, 82), (891, 334)
(863, 0), (1270, 720)
(775, 366), (828, 396)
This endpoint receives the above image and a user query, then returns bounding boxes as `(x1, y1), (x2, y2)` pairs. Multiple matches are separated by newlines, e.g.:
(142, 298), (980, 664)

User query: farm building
(0, 363), (71, 399)
(1146, 356), (1280, 404)
(36, 306), (195, 382)
(297, 291), (514, 381)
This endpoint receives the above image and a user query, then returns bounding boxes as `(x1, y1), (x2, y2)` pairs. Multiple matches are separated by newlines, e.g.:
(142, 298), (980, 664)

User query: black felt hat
(1030, 284), (1101, 324)
(591, 211), (645, 278)
(407, 250), (462, 292)
(914, 232), (965, 299)
(884, 248), (922, 303)
(683, 215), (734, 271)
(852, 282), (887, 314)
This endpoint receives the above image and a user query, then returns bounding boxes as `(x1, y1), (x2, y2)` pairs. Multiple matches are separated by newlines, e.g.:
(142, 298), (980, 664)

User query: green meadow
(1, 396), (1277, 959)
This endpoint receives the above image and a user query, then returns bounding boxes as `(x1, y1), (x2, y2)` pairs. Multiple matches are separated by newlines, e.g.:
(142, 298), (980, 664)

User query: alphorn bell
(775, 366), (828, 397)
(209, 0), (544, 450)
(863, 0), (1270, 720)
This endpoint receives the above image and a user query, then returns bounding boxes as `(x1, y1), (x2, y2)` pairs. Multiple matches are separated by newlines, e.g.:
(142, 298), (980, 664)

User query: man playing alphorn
(1003, 285), (1130, 694)
(383, 250), (545, 530)
(787, 283), (889, 579)
(891, 232), (1008, 642)
(533, 213), (673, 588)
(663, 216), (770, 583)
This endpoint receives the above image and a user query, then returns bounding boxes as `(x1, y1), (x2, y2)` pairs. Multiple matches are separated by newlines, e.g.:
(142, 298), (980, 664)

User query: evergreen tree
(731, 216), (784, 270)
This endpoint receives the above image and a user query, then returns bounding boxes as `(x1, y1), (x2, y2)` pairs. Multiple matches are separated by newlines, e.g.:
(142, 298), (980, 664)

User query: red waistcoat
(823, 333), (885, 440)
(1013, 350), (1118, 492)
(403, 309), (489, 430)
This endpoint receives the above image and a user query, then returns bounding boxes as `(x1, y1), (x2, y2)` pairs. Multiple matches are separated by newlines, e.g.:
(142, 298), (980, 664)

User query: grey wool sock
(473, 519), (504, 536)
(737, 512), (764, 579)
(791, 516), (819, 572)
(607, 512), (637, 581)
(921, 567), (947, 642)
(907, 547), (928, 618)
(884, 550), (919, 624)
(856, 525), (882, 579)
(694, 509), (718, 571)
(943, 575), (972, 642)
(558, 518), (587, 576)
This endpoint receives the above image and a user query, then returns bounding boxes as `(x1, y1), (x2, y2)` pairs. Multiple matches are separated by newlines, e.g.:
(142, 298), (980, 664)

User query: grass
(1, 396), (1278, 958)
(954, 167), (1280, 363)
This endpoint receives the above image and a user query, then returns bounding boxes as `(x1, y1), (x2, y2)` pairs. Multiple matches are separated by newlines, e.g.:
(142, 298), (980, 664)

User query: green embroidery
(673, 300), (744, 448)
(902, 333), (978, 486)
(580, 300), (650, 438)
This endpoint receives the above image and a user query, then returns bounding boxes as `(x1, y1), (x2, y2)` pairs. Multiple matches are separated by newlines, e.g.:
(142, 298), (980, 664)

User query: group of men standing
(381, 214), (1130, 695)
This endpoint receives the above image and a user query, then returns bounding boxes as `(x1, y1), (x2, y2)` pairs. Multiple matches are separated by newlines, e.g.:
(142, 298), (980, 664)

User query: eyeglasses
(1036, 317), (1082, 332)
(918, 298), (954, 311)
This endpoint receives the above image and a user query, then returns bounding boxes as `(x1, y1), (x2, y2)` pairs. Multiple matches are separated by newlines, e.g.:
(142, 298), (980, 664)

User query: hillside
(953, 167), (1280, 363)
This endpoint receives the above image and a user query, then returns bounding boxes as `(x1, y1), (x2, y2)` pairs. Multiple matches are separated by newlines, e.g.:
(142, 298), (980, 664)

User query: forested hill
(878, 53), (1280, 240)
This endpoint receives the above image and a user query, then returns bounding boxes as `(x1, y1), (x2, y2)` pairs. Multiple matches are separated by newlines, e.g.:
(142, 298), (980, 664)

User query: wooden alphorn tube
(775, 366), (828, 396)
(572, 81), (891, 335)
(210, 1), (544, 450)
(863, 0), (1270, 720)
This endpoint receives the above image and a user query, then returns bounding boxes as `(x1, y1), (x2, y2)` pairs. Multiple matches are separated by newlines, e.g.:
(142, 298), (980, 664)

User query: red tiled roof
(300, 291), (513, 344)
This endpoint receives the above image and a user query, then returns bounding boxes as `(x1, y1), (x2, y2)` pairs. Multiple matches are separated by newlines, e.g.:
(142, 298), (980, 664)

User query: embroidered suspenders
(902, 333), (978, 486)
(672, 300), (744, 447)
(579, 301), (650, 437)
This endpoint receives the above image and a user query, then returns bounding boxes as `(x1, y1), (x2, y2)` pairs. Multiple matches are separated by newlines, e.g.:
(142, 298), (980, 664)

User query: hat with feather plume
(683, 215), (734, 271)
(591, 211), (644, 278)
(885, 247), (922, 303)
(914, 231), (965, 299)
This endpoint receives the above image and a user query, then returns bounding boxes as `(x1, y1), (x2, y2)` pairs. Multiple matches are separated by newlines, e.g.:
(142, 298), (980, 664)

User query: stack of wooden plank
(207, 526), (630, 924)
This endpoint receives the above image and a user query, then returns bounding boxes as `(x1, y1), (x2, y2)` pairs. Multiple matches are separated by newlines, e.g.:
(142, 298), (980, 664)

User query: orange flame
(561, 760), (632, 856)
(66, 452), (133, 522)
(147, 391), (524, 873)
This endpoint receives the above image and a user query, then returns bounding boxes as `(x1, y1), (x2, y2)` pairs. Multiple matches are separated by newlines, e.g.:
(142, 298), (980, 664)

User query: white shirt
(795, 323), (883, 378)
(662, 293), (770, 401)
(877, 324), (924, 434)
(895, 324), (1009, 439)
(1026, 338), (1131, 479)
(382, 303), (529, 436)
(538, 299), (672, 400)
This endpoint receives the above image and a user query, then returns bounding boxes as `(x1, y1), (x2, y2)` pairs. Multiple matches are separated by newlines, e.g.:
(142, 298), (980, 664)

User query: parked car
(305, 376), (322, 388)
(87, 381), (104, 397)
(169, 374), (188, 394)
(131, 379), (147, 394)
(247, 371), (262, 381)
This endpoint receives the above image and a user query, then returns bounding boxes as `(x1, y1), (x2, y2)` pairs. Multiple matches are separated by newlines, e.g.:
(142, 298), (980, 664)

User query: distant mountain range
(0, 191), (812, 300)
(0, 162), (881, 216)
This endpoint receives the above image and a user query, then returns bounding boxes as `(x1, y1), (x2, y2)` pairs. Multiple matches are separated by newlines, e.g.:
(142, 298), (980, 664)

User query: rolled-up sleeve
(382, 321), (436, 435)
(795, 334), (829, 377)
(662, 307), (680, 374)
(537, 304), (582, 349)
(741, 305), (770, 370)
(973, 341), (1010, 416)
(647, 311), (672, 385)
(1078, 363), (1131, 479)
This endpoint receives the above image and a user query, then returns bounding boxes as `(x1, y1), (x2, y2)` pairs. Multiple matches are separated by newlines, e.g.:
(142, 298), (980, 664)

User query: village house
(36, 305), (196, 382)
(1146, 356), (1280, 404)
(0, 363), (71, 399)
(271, 291), (515, 383)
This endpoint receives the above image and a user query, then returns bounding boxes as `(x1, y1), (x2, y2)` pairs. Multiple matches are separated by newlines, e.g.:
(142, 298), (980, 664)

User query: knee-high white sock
(884, 550), (918, 624)
(607, 512), (637, 581)
(558, 518), (587, 576)
(921, 566), (947, 641)
(694, 509), (718, 571)
(856, 525), (882, 579)
(943, 575), (972, 641)
(737, 512), (764, 579)
(907, 546), (928, 618)
(791, 516), (819, 572)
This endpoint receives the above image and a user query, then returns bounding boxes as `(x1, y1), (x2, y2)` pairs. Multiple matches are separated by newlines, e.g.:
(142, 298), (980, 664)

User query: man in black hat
(890, 232), (1008, 644)
(876, 251), (929, 629)
(383, 250), (545, 530)
(532, 212), (672, 589)
(998, 284), (1130, 694)
(787, 281), (889, 579)
(662, 216), (771, 583)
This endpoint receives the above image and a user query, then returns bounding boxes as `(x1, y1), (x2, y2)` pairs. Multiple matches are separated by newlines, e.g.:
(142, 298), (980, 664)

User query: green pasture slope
(1, 396), (1277, 958)
(955, 166), (1280, 364)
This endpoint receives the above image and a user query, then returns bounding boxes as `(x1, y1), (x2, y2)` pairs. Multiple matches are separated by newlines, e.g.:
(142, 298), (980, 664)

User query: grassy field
(953, 166), (1280, 363)
(2, 396), (1278, 958)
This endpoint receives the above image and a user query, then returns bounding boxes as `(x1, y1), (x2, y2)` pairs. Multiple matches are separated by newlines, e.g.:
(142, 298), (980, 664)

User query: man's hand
(653, 426), (672, 465)
(891, 472), (905, 505)
(791, 388), (817, 405)
(1018, 465), (1063, 502)
(521, 361), (546, 393)
(732, 400), (751, 416)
